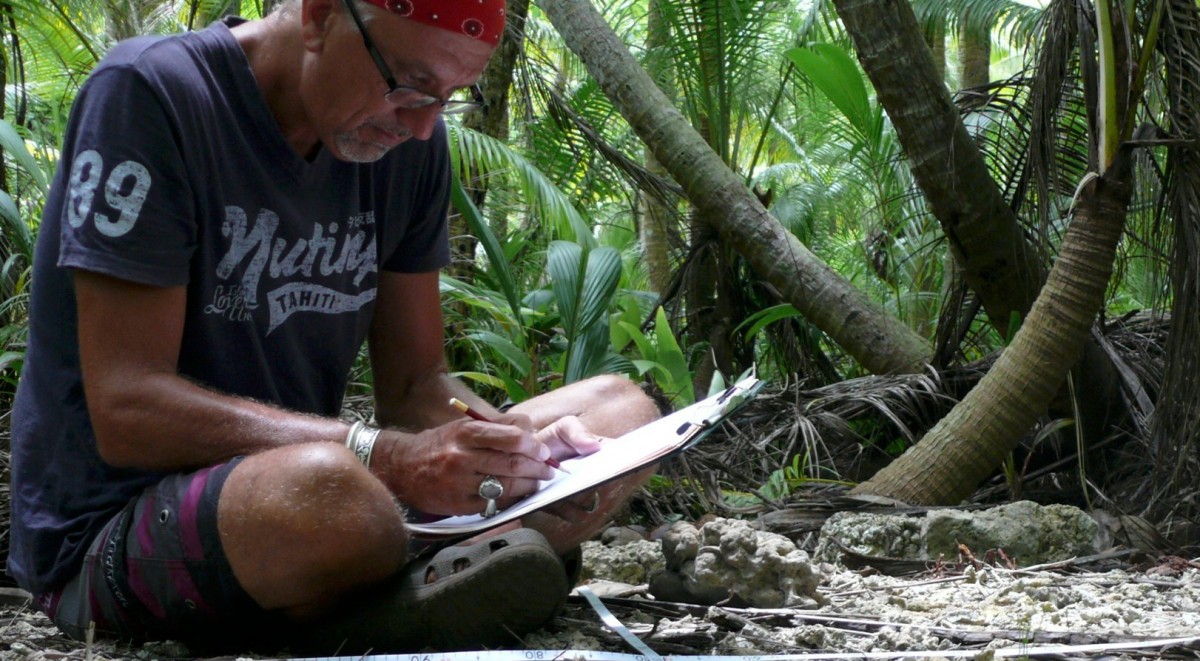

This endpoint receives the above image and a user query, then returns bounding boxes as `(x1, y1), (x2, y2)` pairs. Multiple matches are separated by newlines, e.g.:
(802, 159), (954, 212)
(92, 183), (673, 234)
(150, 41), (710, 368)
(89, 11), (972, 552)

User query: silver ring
(478, 475), (504, 518)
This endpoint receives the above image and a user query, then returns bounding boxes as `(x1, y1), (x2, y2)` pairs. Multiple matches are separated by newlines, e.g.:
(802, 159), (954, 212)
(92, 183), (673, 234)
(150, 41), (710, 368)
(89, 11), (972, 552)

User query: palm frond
(1149, 0), (1200, 521)
(449, 124), (594, 244)
(910, 0), (1047, 49)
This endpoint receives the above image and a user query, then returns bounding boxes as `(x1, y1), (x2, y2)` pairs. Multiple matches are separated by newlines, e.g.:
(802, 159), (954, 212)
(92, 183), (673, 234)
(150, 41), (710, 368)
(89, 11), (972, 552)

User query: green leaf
(575, 246), (622, 334)
(451, 371), (506, 389)
(498, 371), (532, 403)
(449, 170), (524, 341)
(610, 299), (643, 353)
(564, 322), (612, 383)
(735, 303), (805, 339)
(465, 330), (533, 376)
(0, 191), (32, 258)
(595, 352), (637, 376)
(0, 191), (20, 227)
(785, 44), (873, 140)
(0, 119), (48, 194)
(618, 320), (656, 361)
(549, 241), (623, 383)
(440, 274), (518, 324)
(654, 307), (694, 405)
(449, 125), (594, 246)
(706, 371), (728, 399)
(547, 241), (584, 337)
(0, 351), (26, 374)
(632, 359), (671, 381)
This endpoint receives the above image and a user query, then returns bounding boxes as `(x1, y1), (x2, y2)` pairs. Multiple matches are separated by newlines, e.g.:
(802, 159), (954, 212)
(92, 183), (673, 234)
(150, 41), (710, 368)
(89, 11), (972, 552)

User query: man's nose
(399, 104), (442, 141)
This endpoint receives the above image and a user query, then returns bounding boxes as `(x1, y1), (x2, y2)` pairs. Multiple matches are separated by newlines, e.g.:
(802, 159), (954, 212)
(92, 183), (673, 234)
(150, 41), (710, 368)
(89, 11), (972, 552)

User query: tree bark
(835, 0), (1045, 333)
(924, 17), (946, 82)
(857, 144), (1138, 504)
(535, 0), (930, 375)
(0, 3), (7, 197)
(638, 0), (674, 296)
(958, 22), (990, 89)
(837, 0), (1125, 483)
(452, 0), (532, 282)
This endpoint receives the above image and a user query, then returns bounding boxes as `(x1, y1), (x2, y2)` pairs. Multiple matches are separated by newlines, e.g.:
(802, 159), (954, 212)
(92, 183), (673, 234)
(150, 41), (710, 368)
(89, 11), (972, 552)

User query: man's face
(309, 1), (495, 162)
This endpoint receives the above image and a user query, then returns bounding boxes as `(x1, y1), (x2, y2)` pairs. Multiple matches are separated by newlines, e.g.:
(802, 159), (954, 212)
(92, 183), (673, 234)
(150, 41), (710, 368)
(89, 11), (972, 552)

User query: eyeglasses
(341, 0), (485, 115)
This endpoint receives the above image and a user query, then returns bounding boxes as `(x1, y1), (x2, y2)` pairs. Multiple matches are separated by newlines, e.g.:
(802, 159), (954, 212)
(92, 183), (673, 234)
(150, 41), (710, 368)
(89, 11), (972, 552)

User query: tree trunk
(835, 0), (1045, 333)
(958, 22), (990, 89)
(0, 2), (9, 316)
(108, 0), (169, 40)
(452, 0), (531, 282)
(836, 0), (1125, 485)
(856, 143), (1138, 504)
(924, 17), (946, 82)
(638, 0), (674, 296)
(0, 3), (7, 197)
(535, 0), (930, 375)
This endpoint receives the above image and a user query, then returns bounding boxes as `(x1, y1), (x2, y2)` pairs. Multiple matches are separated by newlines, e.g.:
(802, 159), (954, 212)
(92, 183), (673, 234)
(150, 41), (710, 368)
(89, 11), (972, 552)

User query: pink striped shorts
(35, 457), (281, 648)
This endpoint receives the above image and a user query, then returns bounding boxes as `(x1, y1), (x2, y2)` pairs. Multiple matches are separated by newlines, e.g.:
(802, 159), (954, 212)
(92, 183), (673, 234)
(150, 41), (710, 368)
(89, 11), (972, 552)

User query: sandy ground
(2, 546), (1198, 661)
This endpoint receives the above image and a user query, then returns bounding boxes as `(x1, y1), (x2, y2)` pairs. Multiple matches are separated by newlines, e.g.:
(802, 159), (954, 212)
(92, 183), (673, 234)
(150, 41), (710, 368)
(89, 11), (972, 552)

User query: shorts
(35, 458), (280, 647)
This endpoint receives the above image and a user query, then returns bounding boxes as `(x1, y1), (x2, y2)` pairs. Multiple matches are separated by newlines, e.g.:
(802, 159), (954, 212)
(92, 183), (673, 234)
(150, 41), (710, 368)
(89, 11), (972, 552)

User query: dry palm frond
(0, 410), (12, 587)
(639, 314), (1175, 532)
(1147, 0), (1200, 544)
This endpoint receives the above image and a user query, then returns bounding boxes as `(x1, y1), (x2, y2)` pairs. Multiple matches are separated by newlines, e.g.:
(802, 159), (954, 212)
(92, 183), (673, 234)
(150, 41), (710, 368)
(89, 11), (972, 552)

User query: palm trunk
(924, 17), (946, 82)
(958, 23), (991, 89)
(452, 0), (531, 282)
(837, 0), (1125, 485)
(535, 0), (930, 375)
(834, 0), (1045, 331)
(0, 3), (7, 198)
(856, 144), (1138, 504)
(638, 0), (675, 296)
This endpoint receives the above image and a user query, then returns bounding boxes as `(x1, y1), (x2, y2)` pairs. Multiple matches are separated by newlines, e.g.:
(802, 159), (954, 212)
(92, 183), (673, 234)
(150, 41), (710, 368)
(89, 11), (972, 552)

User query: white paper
(407, 376), (760, 537)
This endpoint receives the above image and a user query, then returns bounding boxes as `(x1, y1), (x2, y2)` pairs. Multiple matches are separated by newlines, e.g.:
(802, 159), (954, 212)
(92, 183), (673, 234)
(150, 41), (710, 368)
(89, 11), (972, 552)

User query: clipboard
(406, 375), (763, 538)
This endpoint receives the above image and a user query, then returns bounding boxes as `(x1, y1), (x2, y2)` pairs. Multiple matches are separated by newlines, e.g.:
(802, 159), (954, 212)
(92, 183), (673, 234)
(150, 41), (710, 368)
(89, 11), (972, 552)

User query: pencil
(449, 398), (570, 473)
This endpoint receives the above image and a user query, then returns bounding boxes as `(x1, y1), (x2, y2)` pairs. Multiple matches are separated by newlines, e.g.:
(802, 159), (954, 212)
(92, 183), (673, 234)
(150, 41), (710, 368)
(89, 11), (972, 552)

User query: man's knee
(219, 444), (406, 612)
(576, 374), (662, 432)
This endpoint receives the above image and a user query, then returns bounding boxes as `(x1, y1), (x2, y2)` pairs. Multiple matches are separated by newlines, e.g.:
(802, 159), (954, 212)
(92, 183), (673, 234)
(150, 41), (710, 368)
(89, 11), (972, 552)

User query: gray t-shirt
(8, 18), (451, 594)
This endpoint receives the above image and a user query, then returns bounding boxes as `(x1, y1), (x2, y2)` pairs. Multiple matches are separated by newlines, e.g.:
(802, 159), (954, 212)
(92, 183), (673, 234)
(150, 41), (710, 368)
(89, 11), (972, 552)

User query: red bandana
(360, 0), (506, 46)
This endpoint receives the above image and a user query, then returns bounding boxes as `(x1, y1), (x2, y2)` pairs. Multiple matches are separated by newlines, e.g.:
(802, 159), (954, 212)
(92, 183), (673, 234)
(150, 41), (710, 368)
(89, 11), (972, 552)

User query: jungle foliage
(2, 0), (1198, 538)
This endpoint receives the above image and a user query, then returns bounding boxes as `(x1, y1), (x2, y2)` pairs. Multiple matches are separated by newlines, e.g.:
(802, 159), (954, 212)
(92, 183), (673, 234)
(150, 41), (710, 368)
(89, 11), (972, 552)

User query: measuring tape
(290, 582), (1200, 661)
(293, 635), (1200, 661)
(292, 633), (1199, 661)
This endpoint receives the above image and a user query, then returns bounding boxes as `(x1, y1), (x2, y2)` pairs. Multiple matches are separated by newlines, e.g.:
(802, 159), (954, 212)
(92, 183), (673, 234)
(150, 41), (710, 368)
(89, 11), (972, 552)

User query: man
(8, 0), (660, 652)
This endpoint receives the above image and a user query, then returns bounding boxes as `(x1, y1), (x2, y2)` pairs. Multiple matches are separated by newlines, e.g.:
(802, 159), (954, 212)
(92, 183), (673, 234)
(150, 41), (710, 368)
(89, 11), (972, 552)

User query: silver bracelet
(344, 421), (381, 469)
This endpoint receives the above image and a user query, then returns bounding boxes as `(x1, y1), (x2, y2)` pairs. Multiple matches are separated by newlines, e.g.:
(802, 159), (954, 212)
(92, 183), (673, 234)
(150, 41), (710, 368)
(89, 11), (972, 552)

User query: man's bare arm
(368, 270), (499, 430)
(77, 268), (554, 515)
(75, 269), (349, 471)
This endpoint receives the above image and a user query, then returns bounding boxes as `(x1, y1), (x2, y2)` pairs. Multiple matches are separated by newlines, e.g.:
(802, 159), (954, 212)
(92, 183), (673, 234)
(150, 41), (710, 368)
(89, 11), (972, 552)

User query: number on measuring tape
(67, 149), (151, 237)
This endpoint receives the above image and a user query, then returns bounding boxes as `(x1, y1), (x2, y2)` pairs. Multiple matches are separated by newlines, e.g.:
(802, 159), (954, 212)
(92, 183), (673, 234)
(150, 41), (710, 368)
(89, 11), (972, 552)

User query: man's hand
(375, 412), (558, 516)
(535, 415), (606, 462)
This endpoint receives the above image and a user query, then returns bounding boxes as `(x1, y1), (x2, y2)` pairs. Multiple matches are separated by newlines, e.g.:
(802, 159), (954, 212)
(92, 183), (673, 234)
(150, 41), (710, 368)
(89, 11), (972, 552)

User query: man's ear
(300, 0), (338, 52)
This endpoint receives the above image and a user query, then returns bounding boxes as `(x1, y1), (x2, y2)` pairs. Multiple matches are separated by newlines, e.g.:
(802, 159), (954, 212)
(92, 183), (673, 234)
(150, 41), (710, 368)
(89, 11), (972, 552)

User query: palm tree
(534, 0), (932, 376)
(850, 0), (1189, 505)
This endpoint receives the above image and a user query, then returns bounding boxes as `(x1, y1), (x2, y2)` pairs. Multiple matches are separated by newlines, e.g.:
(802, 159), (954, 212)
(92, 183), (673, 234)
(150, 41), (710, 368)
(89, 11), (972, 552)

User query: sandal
(295, 528), (568, 653)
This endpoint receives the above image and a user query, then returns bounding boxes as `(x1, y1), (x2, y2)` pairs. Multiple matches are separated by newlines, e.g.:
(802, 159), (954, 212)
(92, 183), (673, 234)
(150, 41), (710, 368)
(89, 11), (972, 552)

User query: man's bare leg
(212, 375), (660, 649)
(217, 443), (409, 620)
(508, 375), (663, 553)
